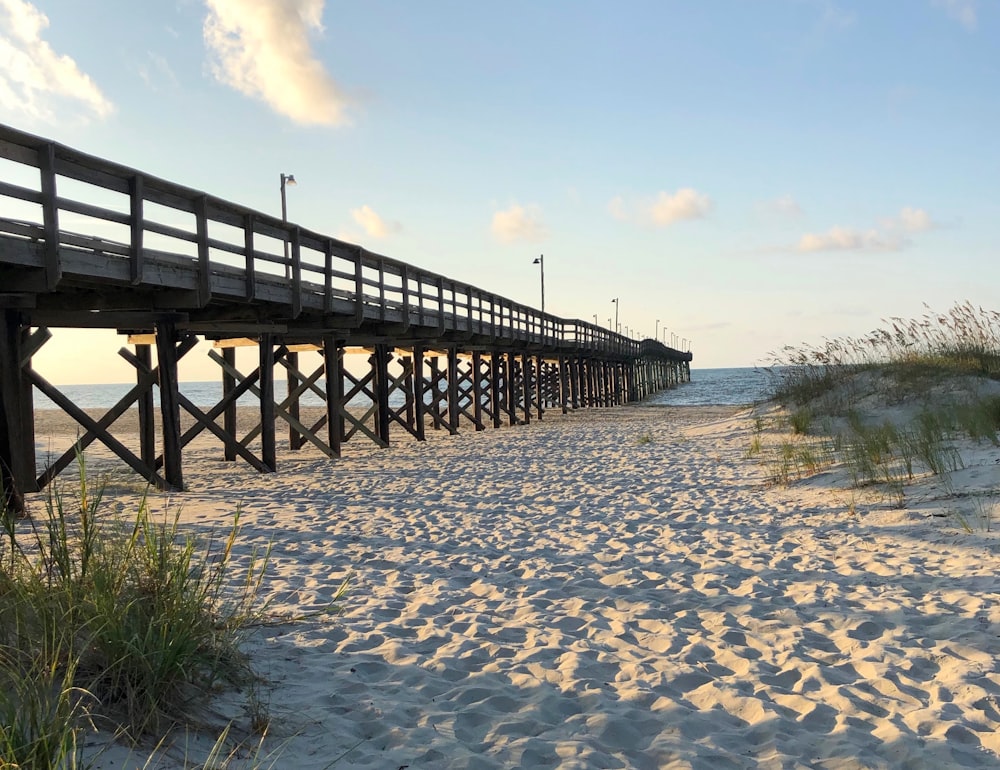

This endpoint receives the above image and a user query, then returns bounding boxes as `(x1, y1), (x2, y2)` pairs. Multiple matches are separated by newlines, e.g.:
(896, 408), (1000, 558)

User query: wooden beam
(155, 321), (184, 490)
(0, 312), (28, 512)
(413, 345), (426, 441)
(373, 344), (391, 446)
(136, 343), (155, 468)
(287, 351), (301, 450)
(38, 143), (62, 290)
(130, 174), (144, 285)
(472, 351), (484, 431)
(447, 347), (459, 436)
(323, 336), (342, 456)
(259, 333), (276, 472)
(223, 346), (237, 461)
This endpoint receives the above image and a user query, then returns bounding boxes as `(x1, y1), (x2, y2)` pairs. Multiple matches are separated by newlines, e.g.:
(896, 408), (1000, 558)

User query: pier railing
(0, 123), (690, 362)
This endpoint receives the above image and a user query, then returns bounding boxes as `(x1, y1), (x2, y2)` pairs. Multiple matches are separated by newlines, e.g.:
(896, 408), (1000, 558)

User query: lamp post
(592, 314), (598, 325)
(655, 319), (660, 341)
(611, 297), (619, 334)
(280, 173), (296, 280)
(532, 254), (545, 313)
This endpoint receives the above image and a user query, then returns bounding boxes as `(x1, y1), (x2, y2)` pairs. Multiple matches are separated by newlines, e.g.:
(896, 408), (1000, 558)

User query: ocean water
(648, 367), (775, 407)
(33, 367), (774, 411)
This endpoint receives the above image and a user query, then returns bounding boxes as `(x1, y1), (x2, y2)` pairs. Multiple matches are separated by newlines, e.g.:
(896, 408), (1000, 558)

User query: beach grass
(0, 453), (271, 768)
(758, 302), (1000, 500)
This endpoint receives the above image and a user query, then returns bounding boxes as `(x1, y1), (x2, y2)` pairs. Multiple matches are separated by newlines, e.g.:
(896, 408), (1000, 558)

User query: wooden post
(38, 143), (62, 290)
(401, 356), (416, 428)
(154, 320), (183, 490)
(136, 342), (156, 467)
(520, 353), (531, 425)
(374, 344), (391, 445)
(222, 346), (237, 461)
(447, 347), (460, 436)
(490, 353), (502, 429)
(472, 351), (485, 431)
(287, 350), (302, 450)
(0, 312), (29, 512)
(506, 351), (518, 425)
(559, 356), (569, 414)
(428, 355), (443, 431)
(568, 356), (579, 410)
(323, 336), (342, 457)
(535, 355), (544, 421)
(413, 345), (426, 441)
(259, 334), (276, 472)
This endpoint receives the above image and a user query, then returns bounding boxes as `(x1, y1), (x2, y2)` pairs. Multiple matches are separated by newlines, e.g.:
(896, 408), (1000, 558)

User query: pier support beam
(155, 320), (184, 490)
(0, 311), (31, 513)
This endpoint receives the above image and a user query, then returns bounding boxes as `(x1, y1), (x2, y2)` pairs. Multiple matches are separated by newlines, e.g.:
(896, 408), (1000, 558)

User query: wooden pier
(0, 123), (692, 513)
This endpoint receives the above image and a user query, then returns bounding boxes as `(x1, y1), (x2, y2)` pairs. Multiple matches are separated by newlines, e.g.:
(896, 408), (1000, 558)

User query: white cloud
(797, 206), (938, 254)
(610, 188), (713, 227)
(797, 226), (904, 253)
(492, 203), (546, 243)
(896, 206), (935, 232)
(933, 0), (977, 30)
(758, 194), (804, 219)
(0, 0), (113, 122)
(350, 205), (400, 239)
(204, 0), (349, 126)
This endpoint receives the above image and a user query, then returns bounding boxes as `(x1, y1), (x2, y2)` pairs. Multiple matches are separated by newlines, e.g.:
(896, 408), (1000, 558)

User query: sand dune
(28, 404), (1000, 768)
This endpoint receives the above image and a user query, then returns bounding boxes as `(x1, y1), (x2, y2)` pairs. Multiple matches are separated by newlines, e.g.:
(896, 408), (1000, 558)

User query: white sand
(25, 404), (1000, 769)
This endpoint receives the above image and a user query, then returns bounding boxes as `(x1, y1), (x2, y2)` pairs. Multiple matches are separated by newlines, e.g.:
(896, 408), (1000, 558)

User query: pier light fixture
(592, 314), (598, 325)
(280, 173), (297, 279)
(533, 254), (545, 313)
(611, 297), (619, 333)
(655, 319), (660, 341)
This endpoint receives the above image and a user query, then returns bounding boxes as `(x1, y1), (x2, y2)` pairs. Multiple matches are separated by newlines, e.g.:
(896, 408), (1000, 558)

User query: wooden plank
(323, 336), (342, 456)
(38, 143), (61, 289)
(0, 312), (27, 511)
(413, 345), (426, 441)
(521, 353), (531, 425)
(136, 343), (155, 467)
(490, 353), (502, 429)
(287, 350), (302, 450)
(472, 351), (484, 431)
(447, 347), (459, 435)
(291, 227), (302, 319)
(535, 354), (544, 421)
(223, 346), (237, 461)
(373, 344), (391, 446)
(506, 352), (518, 426)
(259, 334), (276, 472)
(195, 196), (211, 306)
(155, 321), (184, 490)
(244, 213), (257, 300)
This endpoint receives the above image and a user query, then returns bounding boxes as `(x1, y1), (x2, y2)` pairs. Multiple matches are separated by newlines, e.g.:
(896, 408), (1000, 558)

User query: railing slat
(38, 143), (61, 289)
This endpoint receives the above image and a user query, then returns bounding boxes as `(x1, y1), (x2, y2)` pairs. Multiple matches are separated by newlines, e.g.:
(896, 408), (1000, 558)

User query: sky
(1, 0), (998, 383)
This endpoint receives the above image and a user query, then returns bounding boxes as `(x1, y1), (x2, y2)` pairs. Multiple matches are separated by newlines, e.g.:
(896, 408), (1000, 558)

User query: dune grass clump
(757, 303), (1000, 500)
(0, 454), (270, 768)
(768, 302), (1000, 407)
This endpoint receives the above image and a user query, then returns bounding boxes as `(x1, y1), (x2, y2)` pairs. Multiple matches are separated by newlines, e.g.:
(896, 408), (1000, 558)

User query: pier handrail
(0, 123), (691, 363)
